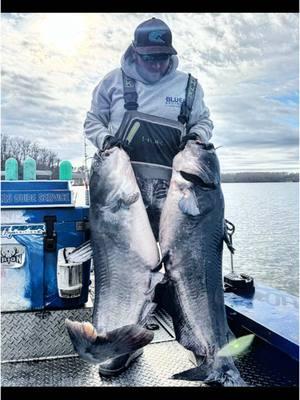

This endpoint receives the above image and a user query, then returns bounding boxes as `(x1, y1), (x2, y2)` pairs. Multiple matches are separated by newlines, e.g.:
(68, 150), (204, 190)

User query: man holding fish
(66, 17), (245, 386)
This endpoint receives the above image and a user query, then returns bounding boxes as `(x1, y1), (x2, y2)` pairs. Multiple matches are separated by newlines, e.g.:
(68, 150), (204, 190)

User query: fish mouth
(179, 171), (217, 190)
(177, 141), (220, 187)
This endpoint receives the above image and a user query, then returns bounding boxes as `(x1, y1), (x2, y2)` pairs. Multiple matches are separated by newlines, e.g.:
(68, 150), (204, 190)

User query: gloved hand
(179, 133), (214, 151)
(102, 135), (130, 153)
(179, 133), (201, 150)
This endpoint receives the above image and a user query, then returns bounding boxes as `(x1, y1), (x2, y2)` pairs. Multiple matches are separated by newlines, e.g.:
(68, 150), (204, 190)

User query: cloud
(1, 13), (299, 170)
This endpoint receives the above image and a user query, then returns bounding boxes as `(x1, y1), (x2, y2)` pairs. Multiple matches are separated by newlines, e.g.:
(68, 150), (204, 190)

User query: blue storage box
(1, 181), (91, 311)
(1, 180), (74, 208)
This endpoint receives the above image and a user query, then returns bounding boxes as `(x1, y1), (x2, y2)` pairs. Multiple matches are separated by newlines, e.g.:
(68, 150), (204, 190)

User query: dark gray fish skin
(66, 147), (160, 363)
(159, 141), (245, 386)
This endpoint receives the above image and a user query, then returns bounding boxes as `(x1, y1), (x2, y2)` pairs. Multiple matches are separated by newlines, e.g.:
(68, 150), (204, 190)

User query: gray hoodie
(84, 46), (214, 150)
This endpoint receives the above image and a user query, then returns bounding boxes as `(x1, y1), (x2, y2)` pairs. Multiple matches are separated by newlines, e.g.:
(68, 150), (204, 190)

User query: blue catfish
(66, 147), (160, 363)
(159, 141), (245, 386)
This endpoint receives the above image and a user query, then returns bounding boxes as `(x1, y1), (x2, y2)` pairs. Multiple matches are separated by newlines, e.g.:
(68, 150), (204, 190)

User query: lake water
(222, 182), (299, 297)
(73, 182), (299, 297)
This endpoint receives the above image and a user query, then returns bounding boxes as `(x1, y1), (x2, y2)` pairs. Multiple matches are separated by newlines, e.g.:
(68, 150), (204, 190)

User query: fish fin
(172, 363), (246, 387)
(122, 191), (139, 206)
(178, 190), (200, 216)
(105, 199), (123, 213)
(106, 323), (154, 352)
(102, 209), (120, 225)
(65, 319), (153, 364)
(201, 367), (247, 387)
(103, 192), (139, 215)
(172, 363), (210, 382)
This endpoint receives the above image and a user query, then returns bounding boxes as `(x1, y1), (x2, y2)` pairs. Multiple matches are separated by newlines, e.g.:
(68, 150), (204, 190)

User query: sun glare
(38, 14), (87, 55)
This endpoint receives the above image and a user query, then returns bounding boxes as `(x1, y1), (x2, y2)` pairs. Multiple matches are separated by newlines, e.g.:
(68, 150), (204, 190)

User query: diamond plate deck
(1, 269), (175, 363)
(1, 306), (175, 362)
(1, 307), (92, 361)
(1, 273), (298, 387)
(2, 338), (298, 387)
(1, 341), (204, 387)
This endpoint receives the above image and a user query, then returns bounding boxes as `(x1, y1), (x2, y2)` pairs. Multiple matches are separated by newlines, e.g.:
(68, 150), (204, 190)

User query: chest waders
(115, 70), (197, 239)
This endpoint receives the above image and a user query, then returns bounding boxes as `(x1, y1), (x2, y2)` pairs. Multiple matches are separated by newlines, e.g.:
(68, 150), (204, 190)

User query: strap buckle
(122, 70), (138, 111)
(125, 103), (138, 111)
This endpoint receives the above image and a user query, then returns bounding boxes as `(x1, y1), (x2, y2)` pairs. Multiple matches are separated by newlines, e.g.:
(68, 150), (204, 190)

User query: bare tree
(1, 134), (61, 174)
(1, 133), (9, 169)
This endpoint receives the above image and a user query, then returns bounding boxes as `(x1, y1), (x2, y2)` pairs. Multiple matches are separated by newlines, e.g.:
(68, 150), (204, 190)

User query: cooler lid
(1, 180), (74, 208)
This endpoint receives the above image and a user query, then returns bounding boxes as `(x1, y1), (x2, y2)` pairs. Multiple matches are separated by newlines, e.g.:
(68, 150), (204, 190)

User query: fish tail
(203, 367), (247, 387)
(65, 319), (154, 364)
(172, 363), (247, 387)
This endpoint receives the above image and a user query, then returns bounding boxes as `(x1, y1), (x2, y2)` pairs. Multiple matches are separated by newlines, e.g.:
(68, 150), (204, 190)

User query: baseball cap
(132, 17), (177, 55)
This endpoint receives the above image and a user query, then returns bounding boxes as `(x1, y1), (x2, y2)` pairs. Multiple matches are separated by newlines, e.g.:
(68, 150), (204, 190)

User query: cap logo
(148, 30), (167, 44)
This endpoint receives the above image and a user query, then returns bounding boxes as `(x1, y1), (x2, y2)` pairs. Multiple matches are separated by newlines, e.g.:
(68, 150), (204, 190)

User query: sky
(1, 13), (299, 172)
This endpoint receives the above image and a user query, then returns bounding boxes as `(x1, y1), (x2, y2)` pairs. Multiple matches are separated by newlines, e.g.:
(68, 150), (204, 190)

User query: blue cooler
(1, 180), (91, 311)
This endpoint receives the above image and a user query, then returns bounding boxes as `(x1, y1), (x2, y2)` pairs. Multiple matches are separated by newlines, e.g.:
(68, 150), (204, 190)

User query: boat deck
(1, 306), (298, 387)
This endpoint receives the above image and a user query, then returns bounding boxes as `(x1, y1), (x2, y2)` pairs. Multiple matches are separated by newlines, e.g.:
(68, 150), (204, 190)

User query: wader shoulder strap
(178, 73), (198, 125)
(122, 70), (138, 111)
